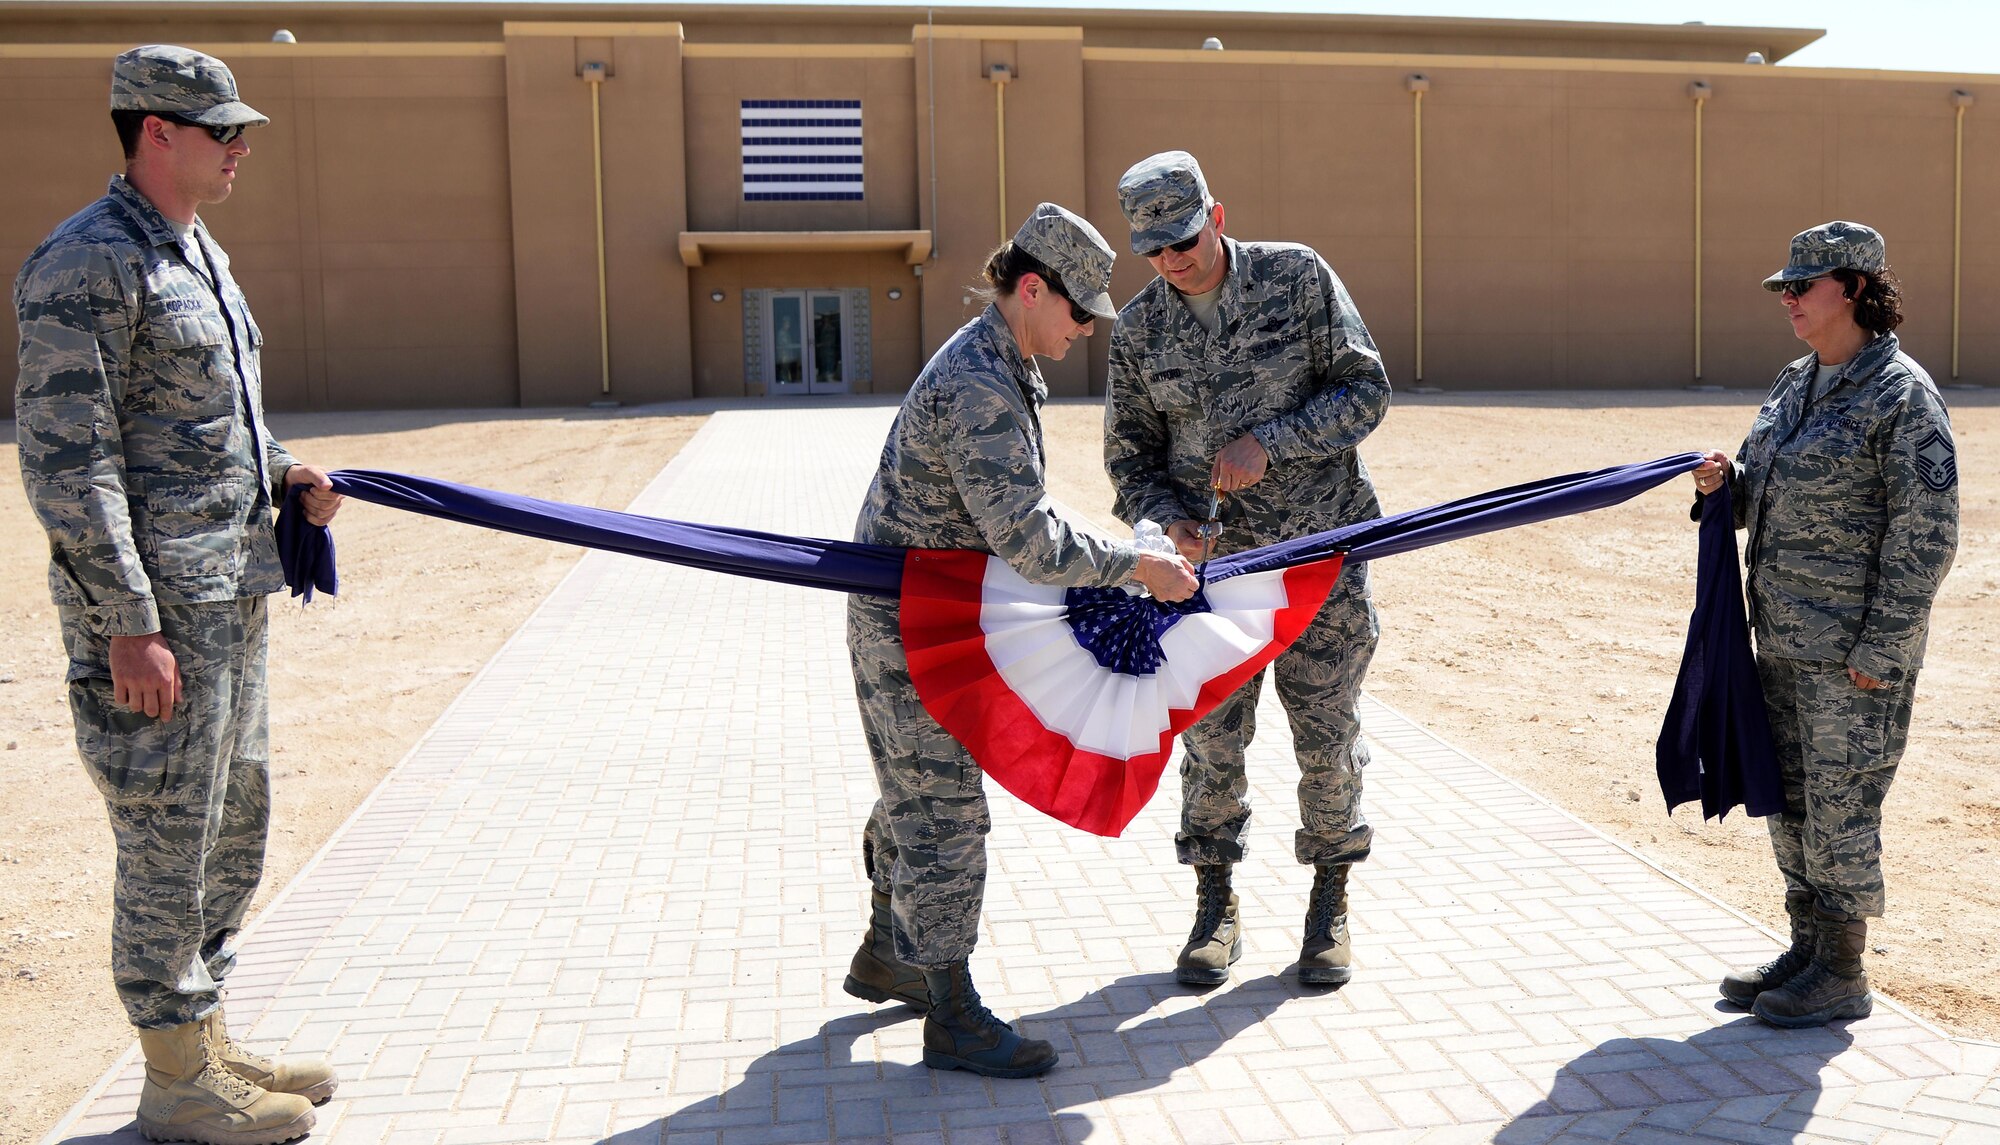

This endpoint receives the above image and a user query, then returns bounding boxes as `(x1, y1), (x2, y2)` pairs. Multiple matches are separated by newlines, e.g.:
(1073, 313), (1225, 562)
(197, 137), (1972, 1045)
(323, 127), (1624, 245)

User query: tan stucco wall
(1077, 55), (1994, 392)
(912, 28), (1093, 397)
(0, 47), (516, 413)
(505, 25), (691, 406)
(0, 9), (1992, 416)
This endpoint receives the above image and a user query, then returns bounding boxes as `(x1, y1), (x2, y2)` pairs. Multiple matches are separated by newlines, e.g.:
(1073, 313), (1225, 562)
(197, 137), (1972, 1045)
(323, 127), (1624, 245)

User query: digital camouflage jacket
(1729, 332), (1959, 680)
(855, 305), (1139, 588)
(1104, 238), (1390, 552)
(16, 176), (295, 637)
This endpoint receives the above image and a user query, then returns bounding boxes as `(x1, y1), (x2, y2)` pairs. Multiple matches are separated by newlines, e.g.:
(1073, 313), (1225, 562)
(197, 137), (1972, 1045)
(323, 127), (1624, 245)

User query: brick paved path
(46, 406), (2000, 1144)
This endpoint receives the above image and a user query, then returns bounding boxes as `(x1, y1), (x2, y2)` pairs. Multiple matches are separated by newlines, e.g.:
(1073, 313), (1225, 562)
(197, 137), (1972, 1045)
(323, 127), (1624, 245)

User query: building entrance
(765, 290), (849, 395)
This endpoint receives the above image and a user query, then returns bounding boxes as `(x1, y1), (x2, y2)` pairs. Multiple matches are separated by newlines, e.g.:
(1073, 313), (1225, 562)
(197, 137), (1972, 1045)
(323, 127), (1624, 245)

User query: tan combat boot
(136, 1017), (315, 1145)
(1298, 863), (1354, 986)
(209, 1008), (340, 1104)
(1175, 864), (1242, 986)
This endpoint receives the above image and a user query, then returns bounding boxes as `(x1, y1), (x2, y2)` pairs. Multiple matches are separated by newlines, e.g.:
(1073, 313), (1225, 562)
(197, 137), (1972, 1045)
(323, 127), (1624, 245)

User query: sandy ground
(2, 390), (1993, 1140)
(0, 408), (701, 1143)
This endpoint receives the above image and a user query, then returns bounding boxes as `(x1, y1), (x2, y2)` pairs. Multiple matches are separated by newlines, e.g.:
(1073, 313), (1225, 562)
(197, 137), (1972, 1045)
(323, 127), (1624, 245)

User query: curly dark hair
(1831, 267), (1904, 337)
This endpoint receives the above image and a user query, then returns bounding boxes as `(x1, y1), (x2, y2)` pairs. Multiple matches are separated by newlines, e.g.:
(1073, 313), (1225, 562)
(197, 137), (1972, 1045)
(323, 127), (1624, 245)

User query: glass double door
(767, 290), (848, 395)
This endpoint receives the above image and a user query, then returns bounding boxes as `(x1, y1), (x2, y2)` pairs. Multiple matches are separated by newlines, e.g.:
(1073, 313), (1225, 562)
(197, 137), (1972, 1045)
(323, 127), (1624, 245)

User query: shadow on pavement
(613, 971), (1302, 1145)
(1493, 1012), (1856, 1143)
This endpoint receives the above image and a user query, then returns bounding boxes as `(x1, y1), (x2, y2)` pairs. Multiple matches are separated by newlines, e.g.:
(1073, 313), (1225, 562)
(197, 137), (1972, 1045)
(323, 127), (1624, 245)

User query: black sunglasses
(158, 114), (248, 146)
(1140, 230), (1206, 261)
(1034, 269), (1095, 325)
(1779, 276), (1827, 300)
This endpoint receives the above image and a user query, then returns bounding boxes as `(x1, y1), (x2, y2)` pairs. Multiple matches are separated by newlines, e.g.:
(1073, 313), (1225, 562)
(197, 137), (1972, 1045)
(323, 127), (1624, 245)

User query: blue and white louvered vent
(741, 99), (863, 202)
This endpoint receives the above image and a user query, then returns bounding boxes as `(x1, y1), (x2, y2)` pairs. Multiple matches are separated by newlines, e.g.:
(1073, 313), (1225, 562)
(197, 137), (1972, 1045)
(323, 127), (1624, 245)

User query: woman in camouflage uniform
(1692, 221), (1958, 1029)
(839, 203), (1198, 1077)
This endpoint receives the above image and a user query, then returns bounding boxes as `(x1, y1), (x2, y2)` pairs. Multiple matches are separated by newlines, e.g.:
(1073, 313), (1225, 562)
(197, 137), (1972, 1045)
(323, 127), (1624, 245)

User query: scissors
(1195, 486), (1223, 575)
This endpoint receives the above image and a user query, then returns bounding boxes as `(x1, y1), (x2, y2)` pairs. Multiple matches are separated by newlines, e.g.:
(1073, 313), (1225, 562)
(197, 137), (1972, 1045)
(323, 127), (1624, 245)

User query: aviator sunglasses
(159, 114), (249, 146)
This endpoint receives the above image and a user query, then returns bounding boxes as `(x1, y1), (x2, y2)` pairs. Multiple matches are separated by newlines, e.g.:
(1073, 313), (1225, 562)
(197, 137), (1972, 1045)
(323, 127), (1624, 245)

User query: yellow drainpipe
(989, 64), (1012, 244)
(1952, 90), (1974, 379)
(1407, 74), (1429, 383)
(583, 60), (612, 398)
(1689, 81), (1711, 382)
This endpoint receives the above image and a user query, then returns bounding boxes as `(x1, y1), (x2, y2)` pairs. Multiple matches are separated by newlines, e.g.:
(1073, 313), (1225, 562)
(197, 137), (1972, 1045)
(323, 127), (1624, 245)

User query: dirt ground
(1, 391), (1992, 1140)
(0, 408), (701, 1143)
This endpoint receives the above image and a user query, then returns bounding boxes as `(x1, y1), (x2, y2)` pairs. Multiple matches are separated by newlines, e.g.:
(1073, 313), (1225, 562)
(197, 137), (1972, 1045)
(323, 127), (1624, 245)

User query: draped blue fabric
(277, 450), (1779, 820)
(1656, 481), (1785, 819)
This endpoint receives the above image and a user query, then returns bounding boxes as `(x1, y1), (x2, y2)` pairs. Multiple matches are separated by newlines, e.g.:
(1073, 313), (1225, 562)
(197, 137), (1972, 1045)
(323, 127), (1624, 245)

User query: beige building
(1, 4), (1992, 414)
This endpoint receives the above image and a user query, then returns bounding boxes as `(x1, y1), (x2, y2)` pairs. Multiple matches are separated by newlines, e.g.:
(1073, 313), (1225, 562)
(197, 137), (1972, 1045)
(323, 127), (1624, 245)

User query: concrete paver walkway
(47, 406), (2000, 1144)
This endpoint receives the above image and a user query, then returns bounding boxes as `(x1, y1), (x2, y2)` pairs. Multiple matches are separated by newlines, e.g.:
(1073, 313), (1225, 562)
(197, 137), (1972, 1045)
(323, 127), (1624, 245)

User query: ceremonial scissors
(1196, 487), (1223, 575)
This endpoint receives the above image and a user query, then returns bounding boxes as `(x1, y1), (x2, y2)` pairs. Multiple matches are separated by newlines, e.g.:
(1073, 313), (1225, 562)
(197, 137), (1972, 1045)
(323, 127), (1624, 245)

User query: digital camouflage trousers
(1757, 653), (1916, 920)
(1177, 566), (1378, 867)
(848, 592), (991, 968)
(60, 597), (271, 1029)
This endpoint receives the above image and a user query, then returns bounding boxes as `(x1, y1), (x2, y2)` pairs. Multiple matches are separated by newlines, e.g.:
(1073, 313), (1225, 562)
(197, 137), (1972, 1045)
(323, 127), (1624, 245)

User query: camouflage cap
(110, 45), (268, 128)
(1117, 150), (1211, 255)
(1762, 220), (1886, 291)
(1012, 202), (1117, 321)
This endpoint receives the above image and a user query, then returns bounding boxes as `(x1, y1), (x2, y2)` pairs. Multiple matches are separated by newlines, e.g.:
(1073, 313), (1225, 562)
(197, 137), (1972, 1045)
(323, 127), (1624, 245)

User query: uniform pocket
(140, 476), (249, 579)
(67, 670), (192, 804)
(138, 311), (234, 418)
(1143, 364), (1204, 417)
(899, 699), (989, 809)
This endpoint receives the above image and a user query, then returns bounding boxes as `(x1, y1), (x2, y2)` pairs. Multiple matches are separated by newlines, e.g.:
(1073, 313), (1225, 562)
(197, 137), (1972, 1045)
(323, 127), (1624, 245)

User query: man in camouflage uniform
(1693, 221), (1958, 1028)
(15, 45), (344, 1142)
(1104, 151), (1391, 988)
(843, 203), (1197, 1077)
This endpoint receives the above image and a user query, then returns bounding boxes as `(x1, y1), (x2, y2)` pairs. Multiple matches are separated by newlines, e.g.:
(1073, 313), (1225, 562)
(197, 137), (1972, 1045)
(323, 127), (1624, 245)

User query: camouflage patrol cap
(1762, 220), (1886, 291)
(1012, 202), (1117, 322)
(110, 45), (268, 128)
(1117, 150), (1211, 255)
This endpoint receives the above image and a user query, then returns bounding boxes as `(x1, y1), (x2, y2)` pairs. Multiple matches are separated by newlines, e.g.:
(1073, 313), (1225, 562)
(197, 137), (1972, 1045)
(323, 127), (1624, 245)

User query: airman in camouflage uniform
(1104, 151), (1391, 988)
(15, 45), (341, 1141)
(843, 203), (1196, 1078)
(1693, 221), (1958, 1029)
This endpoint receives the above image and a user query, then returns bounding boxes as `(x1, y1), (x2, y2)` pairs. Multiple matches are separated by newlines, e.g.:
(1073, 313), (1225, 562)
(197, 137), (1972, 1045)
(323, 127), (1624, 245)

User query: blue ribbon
(277, 452), (1777, 820)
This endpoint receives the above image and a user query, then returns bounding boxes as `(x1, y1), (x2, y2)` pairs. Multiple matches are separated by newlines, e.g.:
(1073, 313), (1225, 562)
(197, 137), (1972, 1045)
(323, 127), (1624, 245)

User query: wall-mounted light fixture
(710, 290), (726, 303)
(272, 29), (297, 43)
(1201, 37), (1224, 51)
(887, 288), (903, 301)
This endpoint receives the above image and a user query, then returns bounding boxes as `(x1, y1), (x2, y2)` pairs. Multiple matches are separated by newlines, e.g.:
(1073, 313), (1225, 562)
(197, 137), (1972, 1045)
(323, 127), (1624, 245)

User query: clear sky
(873, 0), (1997, 76)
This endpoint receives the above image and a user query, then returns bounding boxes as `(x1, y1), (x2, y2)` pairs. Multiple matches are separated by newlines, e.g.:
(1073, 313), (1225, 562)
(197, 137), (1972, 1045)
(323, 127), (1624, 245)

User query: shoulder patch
(1913, 429), (1958, 492)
